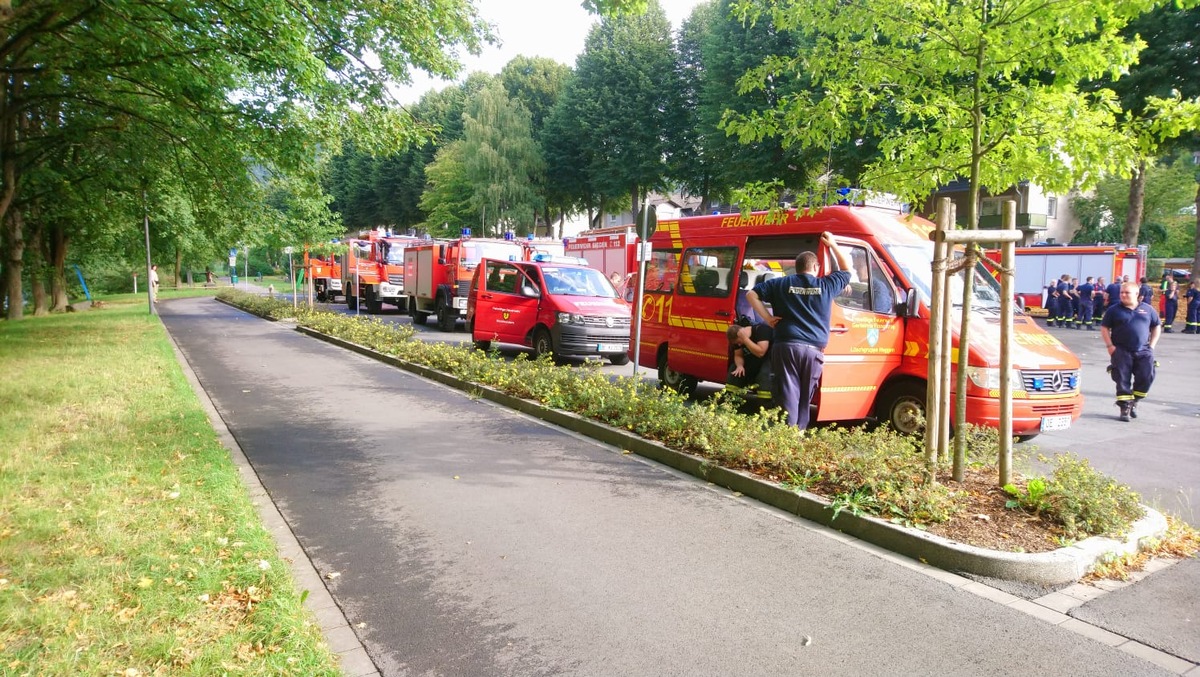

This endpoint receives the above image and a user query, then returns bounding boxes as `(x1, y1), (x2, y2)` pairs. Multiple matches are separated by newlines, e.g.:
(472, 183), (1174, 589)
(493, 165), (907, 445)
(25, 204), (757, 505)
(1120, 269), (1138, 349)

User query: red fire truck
(564, 226), (639, 293)
(403, 235), (526, 331)
(340, 231), (420, 313)
(985, 244), (1147, 312)
(303, 248), (343, 302)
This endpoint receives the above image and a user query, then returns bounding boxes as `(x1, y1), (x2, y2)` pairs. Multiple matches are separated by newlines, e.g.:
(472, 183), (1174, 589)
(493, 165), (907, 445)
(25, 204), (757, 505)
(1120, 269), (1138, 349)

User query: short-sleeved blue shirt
(753, 270), (851, 349)
(1105, 283), (1122, 306)
(1101, 302), (1159, 351)
(1077, 283), (1094, 300)
(1138, 283), (1154, 305)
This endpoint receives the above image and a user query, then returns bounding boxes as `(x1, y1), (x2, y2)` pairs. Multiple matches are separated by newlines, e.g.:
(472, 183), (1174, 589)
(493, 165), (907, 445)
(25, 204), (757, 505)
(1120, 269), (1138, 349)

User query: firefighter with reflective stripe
(1054, 274), (1071, 327)
(1100, 281), (1161, 422)
(1067, 277), (1080, 327)
(1076, 276), (1095, 330)
(1185, 279), (1200, 334)
(1044, 279), (1059, 326)
(1093, 276), (1107, 320)
(1162, 280), (1179, 332)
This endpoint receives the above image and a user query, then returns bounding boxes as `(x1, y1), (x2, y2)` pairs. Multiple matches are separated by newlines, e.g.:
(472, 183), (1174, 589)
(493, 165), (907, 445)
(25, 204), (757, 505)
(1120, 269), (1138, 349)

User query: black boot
(1118, 402), (1131, 422)
(1130, 401), (1139, 419)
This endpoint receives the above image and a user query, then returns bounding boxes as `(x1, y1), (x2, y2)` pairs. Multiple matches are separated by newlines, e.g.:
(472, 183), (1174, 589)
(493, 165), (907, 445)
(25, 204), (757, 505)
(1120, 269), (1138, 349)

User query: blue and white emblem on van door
(866, 328), (880, 347)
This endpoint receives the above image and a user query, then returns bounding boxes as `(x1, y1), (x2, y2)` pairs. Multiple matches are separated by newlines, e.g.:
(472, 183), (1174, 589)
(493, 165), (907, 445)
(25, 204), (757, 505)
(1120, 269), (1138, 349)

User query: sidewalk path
(160, 297), (1181, 676)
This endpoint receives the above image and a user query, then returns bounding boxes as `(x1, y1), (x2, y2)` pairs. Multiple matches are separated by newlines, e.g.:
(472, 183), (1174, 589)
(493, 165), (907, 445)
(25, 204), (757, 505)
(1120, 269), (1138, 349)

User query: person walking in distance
(149, 264), (160, 303)
(1185, 279), (1200, 334)
(745, 232), (851, 429)
(1161, 280), (1179, 333)
(1100, 281), (1161, 422)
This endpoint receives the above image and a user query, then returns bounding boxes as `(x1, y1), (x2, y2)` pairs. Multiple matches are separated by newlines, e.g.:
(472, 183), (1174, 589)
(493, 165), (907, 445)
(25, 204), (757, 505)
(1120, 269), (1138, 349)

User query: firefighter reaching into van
(745, 232), (851, 429)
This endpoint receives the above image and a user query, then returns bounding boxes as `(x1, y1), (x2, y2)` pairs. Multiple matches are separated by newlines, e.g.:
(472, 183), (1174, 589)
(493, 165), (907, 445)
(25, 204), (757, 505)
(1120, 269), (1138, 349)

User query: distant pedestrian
(746, 231), (851, 429)
(1185, 280), (1200, 334)
(1100, 281), (1161, 422)
(1076, 276), (1095, 330)
(1137, 276), (1154, 306)
(149, 264), (160, 303)
(1162, 281), (1179, 333)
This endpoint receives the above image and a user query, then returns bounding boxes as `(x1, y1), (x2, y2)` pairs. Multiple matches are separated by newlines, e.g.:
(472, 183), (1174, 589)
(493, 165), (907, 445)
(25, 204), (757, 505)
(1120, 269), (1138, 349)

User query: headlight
(965, 366), (1023, 390)
(557, 312), (584, 325)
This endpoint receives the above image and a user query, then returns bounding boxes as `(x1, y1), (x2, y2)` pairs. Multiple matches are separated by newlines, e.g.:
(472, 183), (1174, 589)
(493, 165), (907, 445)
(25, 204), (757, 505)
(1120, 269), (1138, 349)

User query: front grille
(1031, 403), (1077, 415)
(1021, 369), (1079, 394)
(579, 315), (632, 328)
(388, 274), (403, 285)
(457, 280), (470, 298)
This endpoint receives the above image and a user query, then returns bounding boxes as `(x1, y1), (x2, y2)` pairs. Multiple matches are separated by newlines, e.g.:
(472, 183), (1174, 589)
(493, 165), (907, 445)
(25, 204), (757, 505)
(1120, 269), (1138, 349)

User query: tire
(657, 348), (697, 395)
(608, 353), (630, 366)
(532, 328), (555, 361)
(876, 381), (927, 436)
(1015, 434), (1039, 443)
(346, 292), (358, 311)
(316, 289), (327, 303)
(366, 295), (382, 314)
(436, 297), (457, 332)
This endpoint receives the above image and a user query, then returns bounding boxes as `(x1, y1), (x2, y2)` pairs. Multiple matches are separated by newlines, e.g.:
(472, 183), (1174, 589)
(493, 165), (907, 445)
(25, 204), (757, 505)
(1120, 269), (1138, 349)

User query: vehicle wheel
(657, 349), (698, 395)
(316, 290), (327, 303)
(876, 381), (927, 436)
(436, 298), (456, 332)
(366, 296), (382, 314)
(532, 328), (555, 361)
(1015, 434), (1039, 443)
(346, 293), (358, 310)
(608, 353), (630, 366)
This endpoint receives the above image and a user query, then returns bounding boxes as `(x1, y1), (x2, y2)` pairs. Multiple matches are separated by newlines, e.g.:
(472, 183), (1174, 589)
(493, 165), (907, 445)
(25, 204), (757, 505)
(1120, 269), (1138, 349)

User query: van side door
(819, 239), (905, 420)
(473, 259), (539, 345)
(666, 246), (740, 383)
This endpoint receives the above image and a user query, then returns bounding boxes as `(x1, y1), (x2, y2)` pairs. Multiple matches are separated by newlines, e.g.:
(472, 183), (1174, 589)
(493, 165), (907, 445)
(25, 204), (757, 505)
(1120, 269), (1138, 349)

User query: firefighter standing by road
(1162, 280), (1179, 333)
(1138, 276), (1155, 306)
(1076, 276), (1096, 330)
(1104, 277), (1124, 311)
(1101, 281), (1161, 422)
(1185, 279), (1200, 334)
(1054, 274), (1071, 327)
(1093, 276), (1107, 320)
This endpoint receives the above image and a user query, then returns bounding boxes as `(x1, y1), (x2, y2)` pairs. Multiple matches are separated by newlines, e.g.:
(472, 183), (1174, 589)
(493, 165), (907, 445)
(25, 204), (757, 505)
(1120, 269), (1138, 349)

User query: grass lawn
(0, 300), (340, 675)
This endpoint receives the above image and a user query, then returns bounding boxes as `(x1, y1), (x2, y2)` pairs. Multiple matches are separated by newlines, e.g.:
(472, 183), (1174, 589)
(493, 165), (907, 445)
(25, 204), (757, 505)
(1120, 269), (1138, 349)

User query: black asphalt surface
(160, 296), (1186, 676)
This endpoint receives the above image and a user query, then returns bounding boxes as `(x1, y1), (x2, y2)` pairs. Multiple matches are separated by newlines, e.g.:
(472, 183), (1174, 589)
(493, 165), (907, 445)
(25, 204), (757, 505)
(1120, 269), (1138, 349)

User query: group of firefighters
(1045, 272), (1200, 334)
(1043, 271), (1200, 422)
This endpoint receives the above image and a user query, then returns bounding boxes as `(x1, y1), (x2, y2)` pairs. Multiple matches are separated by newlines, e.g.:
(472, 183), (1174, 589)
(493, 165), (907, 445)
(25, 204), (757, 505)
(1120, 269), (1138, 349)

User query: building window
(981, 197), (1003, 217)
(1047, 197), (1058, 219)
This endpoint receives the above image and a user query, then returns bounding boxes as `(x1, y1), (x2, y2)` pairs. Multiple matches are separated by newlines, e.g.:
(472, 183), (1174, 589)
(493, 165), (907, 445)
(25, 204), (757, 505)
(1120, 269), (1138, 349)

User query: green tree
(460, 82), (544, 236)
(728, 0), (1180, 479)
(501, 56), (572, 234)
(569, 0), (685, 218)
(1072, 153), (1198, 254)
(419, 140), (476, 237)
(1, 0), (489, 319)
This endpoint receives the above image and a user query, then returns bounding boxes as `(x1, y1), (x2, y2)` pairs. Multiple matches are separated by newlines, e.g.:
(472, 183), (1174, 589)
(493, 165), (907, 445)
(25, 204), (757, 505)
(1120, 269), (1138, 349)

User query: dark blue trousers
(1078, 300), (1093, 327)
(1163, 299), (1177, 329)
(1110, 346), (1155, 403)
(771, 342), (824, 429)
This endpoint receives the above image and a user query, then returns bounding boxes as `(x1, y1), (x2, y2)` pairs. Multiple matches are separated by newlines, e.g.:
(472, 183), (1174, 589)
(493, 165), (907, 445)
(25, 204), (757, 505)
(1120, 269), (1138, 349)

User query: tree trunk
(1123, 160), (1146, 247)
(49, 221), (69, 312)
(29, 216), (47, 316)
(4, 210), (25, 320)
(175, 245), (181, 289)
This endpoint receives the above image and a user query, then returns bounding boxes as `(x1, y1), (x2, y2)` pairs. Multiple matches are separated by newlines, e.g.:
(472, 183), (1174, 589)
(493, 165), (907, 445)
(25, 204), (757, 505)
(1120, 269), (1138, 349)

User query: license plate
(597, 343), (627, 353)
(329, 280), (342, 290)
(453, 297), (468, 310)
(1040, 415), (1072, 432)
(380, 283), (401, 296)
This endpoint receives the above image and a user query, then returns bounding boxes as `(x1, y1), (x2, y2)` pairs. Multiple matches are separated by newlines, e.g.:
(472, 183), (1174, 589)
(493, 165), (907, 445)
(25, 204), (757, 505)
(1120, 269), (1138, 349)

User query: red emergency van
(633, 206), (1084, 438)
(467, 256), (631, 364)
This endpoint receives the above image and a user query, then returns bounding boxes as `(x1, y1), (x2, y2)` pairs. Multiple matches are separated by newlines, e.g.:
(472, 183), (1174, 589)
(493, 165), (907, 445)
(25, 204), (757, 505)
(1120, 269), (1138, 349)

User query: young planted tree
(728, 0), (1182, 478)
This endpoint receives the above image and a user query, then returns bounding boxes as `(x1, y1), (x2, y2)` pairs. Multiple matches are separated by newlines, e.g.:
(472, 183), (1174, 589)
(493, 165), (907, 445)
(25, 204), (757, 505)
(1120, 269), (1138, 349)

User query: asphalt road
(161, 296), (1187, 676)
(1021, 321), (1200, 524)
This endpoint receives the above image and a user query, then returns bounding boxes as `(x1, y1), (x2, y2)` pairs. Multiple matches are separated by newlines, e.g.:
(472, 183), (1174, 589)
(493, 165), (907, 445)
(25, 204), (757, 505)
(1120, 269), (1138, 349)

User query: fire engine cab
(403, 233), (526, 332)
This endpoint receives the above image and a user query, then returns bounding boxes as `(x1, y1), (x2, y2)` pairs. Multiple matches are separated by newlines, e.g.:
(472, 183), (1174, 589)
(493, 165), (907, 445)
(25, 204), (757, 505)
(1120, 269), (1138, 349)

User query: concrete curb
(289, 323), (1168, 586)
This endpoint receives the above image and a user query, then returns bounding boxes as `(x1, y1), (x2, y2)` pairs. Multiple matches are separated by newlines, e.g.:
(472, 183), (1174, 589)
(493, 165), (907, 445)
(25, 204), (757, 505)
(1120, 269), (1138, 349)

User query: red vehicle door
(473, 259), (540, 345)
(818, 239), (906, 421)
(664, 245), (741, 381)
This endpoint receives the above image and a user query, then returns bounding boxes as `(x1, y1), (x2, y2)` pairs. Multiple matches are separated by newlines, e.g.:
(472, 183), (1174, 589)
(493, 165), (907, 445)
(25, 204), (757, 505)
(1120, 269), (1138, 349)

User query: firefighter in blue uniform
(1093, 276), (1107, 320)
(1101, 281), (1161, 422)
(1054, 274), (1071, 327)
(1104, 276), (1124, 311)
(1162, 280), (1178, 332)
(1044, 279), (1059, 326)
(1185, 279), (1200, 334)
(1076, 276), (1095, 330)
(1137, 276), (1154, 306)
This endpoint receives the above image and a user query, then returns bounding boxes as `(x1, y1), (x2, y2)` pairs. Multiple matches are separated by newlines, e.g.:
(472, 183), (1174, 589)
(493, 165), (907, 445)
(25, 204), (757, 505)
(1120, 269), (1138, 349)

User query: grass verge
(0, 299), (339, 675)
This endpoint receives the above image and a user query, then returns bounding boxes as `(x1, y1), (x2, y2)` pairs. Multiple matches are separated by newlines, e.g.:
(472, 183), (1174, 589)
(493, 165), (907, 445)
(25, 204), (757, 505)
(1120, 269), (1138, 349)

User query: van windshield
(884, 243), (1005, 310)
(542, 267), (616, 298)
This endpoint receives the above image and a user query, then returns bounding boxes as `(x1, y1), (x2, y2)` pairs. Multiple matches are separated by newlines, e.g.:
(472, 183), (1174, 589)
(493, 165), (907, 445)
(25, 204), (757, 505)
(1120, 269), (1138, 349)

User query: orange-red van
(633, 206), (1083, 439)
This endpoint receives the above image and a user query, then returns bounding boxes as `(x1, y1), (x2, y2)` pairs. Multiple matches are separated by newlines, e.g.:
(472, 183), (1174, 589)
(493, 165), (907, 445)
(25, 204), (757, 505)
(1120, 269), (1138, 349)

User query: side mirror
(904, 288), (919, 317)
(522, 284), (540, 298)
(438, 257), (447, 265)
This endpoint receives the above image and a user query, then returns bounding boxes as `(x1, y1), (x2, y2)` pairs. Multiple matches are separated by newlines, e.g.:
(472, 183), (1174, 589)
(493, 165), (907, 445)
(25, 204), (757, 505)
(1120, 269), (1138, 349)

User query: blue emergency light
(461, 227), (472, 238)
